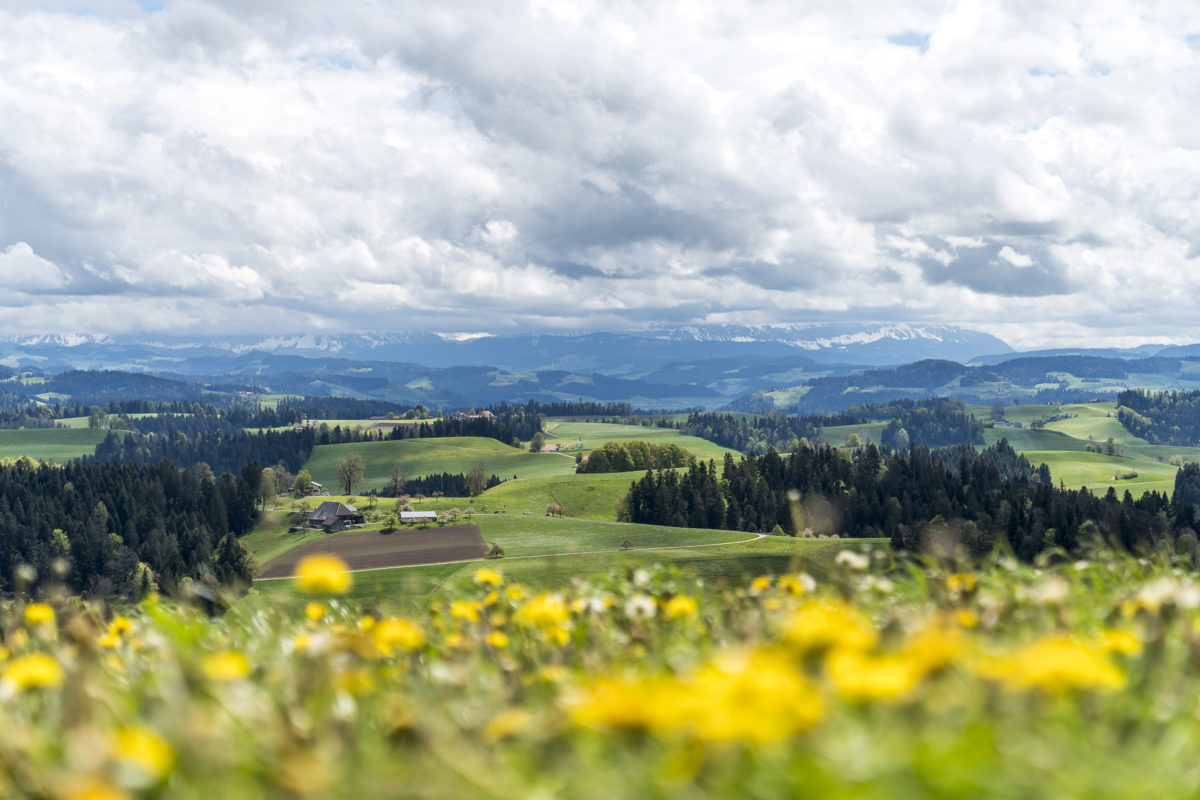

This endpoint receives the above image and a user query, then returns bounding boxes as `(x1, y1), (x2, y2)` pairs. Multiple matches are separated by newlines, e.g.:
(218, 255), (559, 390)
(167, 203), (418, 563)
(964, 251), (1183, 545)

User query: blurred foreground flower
(974, 635), (1125, 693)
(113, 726), (176, 784)
(3, 652), (63, 692)
(203, 651), (250, 682)
(24, 602), (55, 627)
(294, 554), (353, 595)
(569, 648), (823, 743)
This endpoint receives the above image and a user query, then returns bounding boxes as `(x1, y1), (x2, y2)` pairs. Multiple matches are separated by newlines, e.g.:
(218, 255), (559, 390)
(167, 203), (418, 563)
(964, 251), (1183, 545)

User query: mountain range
(1, 325), (1196, 411)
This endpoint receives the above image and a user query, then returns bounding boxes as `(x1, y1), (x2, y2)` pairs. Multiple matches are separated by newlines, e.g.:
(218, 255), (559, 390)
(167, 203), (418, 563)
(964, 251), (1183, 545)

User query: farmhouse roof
(309, 502), (363, 524)
(400, 510), (438, 521)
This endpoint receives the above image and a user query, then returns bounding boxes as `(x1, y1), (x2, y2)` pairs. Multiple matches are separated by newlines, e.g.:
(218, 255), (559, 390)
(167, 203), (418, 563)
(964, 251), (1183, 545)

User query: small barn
(309, 502), (366, 532)
(399, 510), (438, 524)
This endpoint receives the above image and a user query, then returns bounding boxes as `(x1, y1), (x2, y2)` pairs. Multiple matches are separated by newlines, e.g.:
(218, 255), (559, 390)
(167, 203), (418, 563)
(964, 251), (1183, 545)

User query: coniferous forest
(0, 458), (260, 597)
(622, 440), (1192, 562)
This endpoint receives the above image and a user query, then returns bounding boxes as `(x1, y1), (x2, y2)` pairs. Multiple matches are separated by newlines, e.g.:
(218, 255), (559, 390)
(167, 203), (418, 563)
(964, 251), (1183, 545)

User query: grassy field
(314, 536), (881, 607)
(249, 496), (875, 608)
(0, 427), (115, 461)
(303, 436), (576, 492)
(542, 421), (738, 461)
(820, 421), (889, 446)
(250, 510), (755, 567)
(974, 402), (1200, 498)
(473, 471), (642, 520)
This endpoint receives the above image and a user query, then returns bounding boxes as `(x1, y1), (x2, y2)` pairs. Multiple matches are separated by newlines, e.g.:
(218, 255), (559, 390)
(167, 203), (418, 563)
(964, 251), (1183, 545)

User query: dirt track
(258, 525), (488, 579)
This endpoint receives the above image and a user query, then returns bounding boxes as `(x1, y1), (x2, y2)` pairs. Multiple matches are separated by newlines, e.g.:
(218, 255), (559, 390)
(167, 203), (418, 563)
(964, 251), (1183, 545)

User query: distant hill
(729, 355), (1200, 414)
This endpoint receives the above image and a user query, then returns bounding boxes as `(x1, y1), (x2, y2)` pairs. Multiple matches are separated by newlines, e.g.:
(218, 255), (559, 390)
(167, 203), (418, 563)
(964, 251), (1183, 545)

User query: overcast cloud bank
(2, 0), (1200, 348)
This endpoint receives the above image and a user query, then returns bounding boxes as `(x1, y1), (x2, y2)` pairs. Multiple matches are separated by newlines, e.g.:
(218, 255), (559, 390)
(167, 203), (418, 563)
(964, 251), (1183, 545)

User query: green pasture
(542, 421), (738, 461)
(303, 436), (575, 492)
(1026, 450), (1179, 497)
(820, 421), (889, 446)
(1045, 403), (1143, 443)
(0, 427), (115, 461)
(256, 522), (883, 607)
(475, 471), (642, 520)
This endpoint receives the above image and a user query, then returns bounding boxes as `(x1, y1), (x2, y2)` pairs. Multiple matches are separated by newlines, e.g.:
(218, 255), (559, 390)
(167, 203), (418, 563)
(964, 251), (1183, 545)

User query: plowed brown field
(258, 525), (488, 578)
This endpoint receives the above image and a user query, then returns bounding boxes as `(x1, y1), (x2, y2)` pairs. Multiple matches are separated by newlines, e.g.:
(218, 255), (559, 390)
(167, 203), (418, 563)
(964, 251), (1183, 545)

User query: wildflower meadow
(4, 550), (1200, 798)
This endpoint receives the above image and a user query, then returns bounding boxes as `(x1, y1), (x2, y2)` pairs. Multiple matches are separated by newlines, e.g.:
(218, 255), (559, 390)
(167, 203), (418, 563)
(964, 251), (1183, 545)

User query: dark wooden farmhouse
(308, 501), (366, 532)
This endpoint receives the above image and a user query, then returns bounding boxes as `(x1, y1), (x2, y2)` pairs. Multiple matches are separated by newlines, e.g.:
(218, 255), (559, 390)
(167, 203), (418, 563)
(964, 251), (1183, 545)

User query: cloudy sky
(3, 0), (1200, 348)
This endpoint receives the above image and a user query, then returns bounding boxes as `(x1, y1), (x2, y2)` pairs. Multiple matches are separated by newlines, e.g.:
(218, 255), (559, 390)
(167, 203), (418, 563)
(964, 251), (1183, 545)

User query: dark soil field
(258, 525), (488, 578)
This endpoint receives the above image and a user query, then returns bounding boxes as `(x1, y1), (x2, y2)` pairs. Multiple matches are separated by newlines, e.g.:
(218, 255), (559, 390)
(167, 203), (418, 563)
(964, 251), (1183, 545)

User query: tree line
(578, 440), (695, 473)
(622, 439), (1189, 562)
(661, 399), (983, 455)
(1116, 389), (1200, 445)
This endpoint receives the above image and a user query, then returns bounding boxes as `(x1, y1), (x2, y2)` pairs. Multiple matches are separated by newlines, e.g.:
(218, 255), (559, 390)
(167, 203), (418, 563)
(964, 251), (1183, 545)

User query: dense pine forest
(0, 459), (259, 597)
(667, 398), (983, 454)
(622, 440), (1190, 562)
(1117, 388), (1200, 445)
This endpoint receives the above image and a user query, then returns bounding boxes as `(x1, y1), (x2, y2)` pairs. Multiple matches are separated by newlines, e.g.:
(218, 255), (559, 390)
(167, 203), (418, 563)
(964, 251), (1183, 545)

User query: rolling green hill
(0, 428), (117, 461)
(543, 420), (739, 461)
(304, 436), (576, 492)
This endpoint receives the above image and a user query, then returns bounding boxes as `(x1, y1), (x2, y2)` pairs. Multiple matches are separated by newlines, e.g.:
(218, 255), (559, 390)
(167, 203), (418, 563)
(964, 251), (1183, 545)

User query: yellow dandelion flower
(202, 651), (250, 682)
(947, 573), (978, 594)
(474, 567), (503, 586)
(334, 668), (375, 695)
(294, 554), (353, 595)
(484, 708), (530, 742)
(3, 652), (62, 691)
(505, 584), (527, 602)
(516, 594), (571, 634)
(24, 603), (55, 627)
(113, 726), (175, 781)
(782, 599), (877, 655)
(358, 615), (376, 632)
(903, 624), (965, 675)
(109, 617), (133, 638)
(373, 618), (425, 655)
(826, 649), (924, 702)
(483, 590), (500, 607)
(306, 602), (326, 621)
(568, 648), (823, 743)
(451, 601), (482, 623)
(955, 609), (980, 628)
(750, 575), (772, 595)
(62, 777), (131, 800)
(974, 635), (1125, 693)
(1100, 629), (1142, 656)
(487, 630), (509, 649)
(292, 634), (311, 653)
(664, 595), (699, 621)
(777, 574), (814, 596)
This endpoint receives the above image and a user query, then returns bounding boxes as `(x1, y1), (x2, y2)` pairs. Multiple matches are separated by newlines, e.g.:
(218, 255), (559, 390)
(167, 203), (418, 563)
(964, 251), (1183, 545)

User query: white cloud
(998, 246), (1035, 268)
(0, 242), (69, 292)
(0, 2), (1199, 346)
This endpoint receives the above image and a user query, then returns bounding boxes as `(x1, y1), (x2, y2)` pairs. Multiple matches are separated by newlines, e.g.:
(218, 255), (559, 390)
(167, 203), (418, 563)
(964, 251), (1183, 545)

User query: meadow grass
(303, 436), (575, 492)
(472, 471), (640, 520)
(820, 421), (888, 445)
(0, 427), (116, 461)
(18, 547), (1200, 797)
(542, 421), (738, 461)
